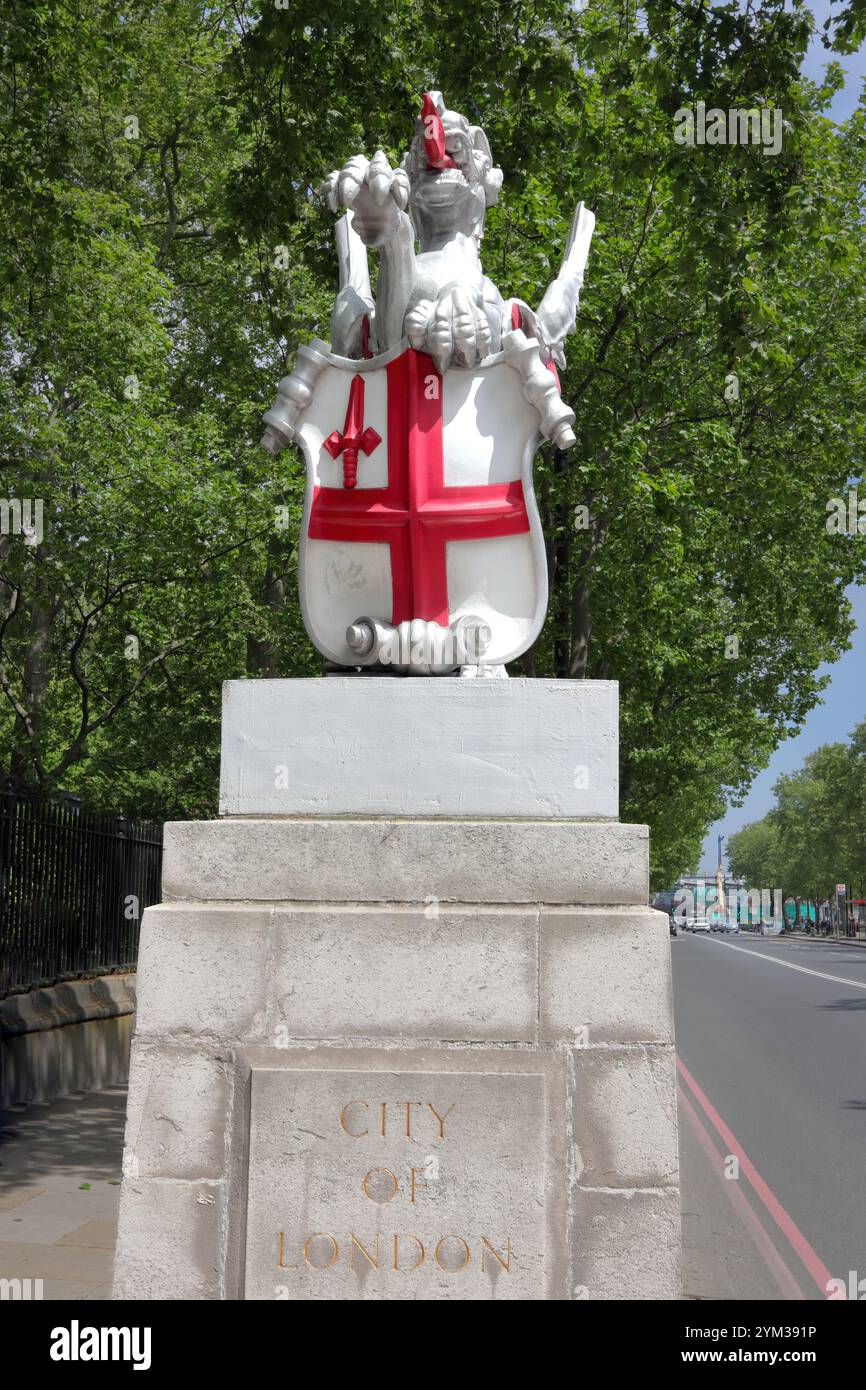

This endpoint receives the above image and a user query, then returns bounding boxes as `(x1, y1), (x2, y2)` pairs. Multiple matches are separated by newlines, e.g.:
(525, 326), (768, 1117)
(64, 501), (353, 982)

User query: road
(673, 930), (866, 1300)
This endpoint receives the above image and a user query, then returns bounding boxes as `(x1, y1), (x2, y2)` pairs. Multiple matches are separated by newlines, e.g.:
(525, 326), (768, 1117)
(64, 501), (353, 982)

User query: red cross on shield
(295, 342), (548, 667)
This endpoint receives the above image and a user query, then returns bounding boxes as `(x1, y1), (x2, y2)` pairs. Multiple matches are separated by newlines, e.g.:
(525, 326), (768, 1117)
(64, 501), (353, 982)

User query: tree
(1, 0), (864, 883)
(727, 817), (784, 890)
(823, 0), (866, 54)
(728, 723), (866, 904)
(0, 2), (318, 815)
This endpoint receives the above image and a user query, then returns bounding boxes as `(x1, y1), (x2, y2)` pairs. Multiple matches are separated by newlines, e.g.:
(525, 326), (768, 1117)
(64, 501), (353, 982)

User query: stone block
(540, 908), (673, 1044)
(570, 1045), (679, 1188)
(122, 1042), (230, 1180)
(0, 974), (136, 1038)
(219, 677), (619, 818)
(233, 1046), (568, 1301)
(570, 1188), (682, 1300)
(134, 904), (270, 1043)
(268, 904), (537, 1042)
(115, 697), (681, 1300)
(162, 818), (648, 905)
(112, 1179), (222, 1300)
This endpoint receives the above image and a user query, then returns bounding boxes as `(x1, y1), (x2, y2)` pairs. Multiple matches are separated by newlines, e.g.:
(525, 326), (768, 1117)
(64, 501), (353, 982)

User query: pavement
(0, 1086), (126, 1300)
(2, 930), (865, 1301)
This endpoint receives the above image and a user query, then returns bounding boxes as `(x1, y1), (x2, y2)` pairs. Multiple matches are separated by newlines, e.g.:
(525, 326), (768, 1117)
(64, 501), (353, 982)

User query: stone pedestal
(114, 679), (680, 1300)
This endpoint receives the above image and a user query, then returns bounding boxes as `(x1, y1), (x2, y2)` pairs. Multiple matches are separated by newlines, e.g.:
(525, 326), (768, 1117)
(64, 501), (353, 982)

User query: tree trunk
(10, 565), (57, 788)
(569, 572), (591, 678)
(246, 529), (290, 678)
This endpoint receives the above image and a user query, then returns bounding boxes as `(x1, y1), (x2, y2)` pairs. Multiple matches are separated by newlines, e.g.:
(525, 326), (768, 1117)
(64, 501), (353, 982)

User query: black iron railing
(0, 783), (163, 995)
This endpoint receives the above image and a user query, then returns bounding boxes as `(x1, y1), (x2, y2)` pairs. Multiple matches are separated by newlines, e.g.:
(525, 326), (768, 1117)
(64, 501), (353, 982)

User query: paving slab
(0, 1086), (125, 1301)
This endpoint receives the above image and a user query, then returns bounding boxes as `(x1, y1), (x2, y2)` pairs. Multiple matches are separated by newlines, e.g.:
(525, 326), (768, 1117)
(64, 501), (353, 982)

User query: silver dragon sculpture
(258, 91), (596, 676)
(318, 90), (594, 402)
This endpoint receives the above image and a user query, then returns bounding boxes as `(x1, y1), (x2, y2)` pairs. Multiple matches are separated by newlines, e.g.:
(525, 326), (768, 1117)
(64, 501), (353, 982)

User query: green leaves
(0, 0), (863, 878)
(729, 724), (866, 897)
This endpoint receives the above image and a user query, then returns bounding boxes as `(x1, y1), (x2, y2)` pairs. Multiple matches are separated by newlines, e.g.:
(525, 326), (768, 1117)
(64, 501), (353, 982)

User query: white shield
(293, 339), (548, 668)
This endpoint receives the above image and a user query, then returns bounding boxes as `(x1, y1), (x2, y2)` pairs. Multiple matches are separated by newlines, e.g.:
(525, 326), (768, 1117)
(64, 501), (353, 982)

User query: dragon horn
(421, 92), (454, 170)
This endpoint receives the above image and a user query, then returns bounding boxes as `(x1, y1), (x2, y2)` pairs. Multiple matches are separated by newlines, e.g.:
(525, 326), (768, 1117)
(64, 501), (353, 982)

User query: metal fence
(0, 783), (163, 995)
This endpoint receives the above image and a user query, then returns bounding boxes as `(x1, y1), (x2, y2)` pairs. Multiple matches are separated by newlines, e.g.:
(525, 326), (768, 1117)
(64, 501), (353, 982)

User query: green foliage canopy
(728, 719), (866, 899)
(1, 0), (864, 885)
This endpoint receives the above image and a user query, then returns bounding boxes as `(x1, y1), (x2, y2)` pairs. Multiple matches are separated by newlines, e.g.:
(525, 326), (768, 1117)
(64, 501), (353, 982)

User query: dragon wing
(534, 201), (595, 369)
(330, 211), (376, 357)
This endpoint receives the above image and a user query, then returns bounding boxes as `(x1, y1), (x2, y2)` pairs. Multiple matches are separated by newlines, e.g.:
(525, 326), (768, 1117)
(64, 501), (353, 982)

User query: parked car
(710, 918), (740, 934)
(669, 916), (678, 937)
(685, 917), (711, 933)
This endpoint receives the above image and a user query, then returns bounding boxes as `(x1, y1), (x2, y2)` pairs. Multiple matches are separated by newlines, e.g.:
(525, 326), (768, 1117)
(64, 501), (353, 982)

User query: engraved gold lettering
(302, 1233), (339, 1269)
(339, 1102), (368, 1138)
(481, 1237), (512, 1273)
(340, 1099), (454, 1140)
(434, 1235), (470, 1271)
(409, 1167), (426, 1205)
(427, 1102), (454, 1139)
(276, 1231), (297, 1269)
(349, 1233), (380, 1270)
(362, 1167), (399, 1203)
(392, 1233), (425, 1271)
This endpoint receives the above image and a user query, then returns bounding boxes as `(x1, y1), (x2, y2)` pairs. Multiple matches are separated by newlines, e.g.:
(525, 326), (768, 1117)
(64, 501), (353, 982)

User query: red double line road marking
(677, 1083), (805, 1299)
(677, 1054), (834, 1299)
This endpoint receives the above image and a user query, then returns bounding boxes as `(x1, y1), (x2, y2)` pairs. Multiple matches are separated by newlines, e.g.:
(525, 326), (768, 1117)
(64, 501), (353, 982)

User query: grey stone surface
(134, 905), (269, 1043)
(540, 907), (674, 1044)
(0, 974), (136, 1038)
(116, 767), (681, 1299)
(571, 1046), (679, 1189)
(269, 904), (536, 1041)
(121, 1043), (229, 1180)
(0, 1016), (134, 1111)
(112, 1179), (222, 1301)
(0, 974), (137, 1108)
(162, 818), (648, 905)
(244, 1065), (545, 1301)
(570, 1188), (682, 1300)
(219, 677), (619, 818)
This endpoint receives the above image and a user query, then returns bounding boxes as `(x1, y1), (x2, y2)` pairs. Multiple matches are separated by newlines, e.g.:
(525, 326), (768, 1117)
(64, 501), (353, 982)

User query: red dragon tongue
(421, 92), (456, 170)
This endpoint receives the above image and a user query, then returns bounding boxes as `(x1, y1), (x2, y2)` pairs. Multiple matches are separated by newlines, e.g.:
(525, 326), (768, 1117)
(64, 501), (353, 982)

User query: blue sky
(803, 2), (866, 120)
(698, 8), (865, 871)
(701, 586), (866, 871)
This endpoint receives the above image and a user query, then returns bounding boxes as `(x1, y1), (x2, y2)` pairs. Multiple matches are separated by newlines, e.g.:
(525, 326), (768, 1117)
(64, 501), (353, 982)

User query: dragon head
(403, 91), (503, 243)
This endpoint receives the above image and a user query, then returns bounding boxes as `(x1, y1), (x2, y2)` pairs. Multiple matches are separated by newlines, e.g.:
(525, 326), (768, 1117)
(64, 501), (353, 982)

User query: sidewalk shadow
(0, 1086), (127, 1193)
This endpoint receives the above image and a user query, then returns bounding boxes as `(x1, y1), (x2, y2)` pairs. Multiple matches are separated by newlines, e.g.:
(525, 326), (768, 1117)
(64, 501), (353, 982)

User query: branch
(0, 581), (47, 781)
(50, 634), (195, 781)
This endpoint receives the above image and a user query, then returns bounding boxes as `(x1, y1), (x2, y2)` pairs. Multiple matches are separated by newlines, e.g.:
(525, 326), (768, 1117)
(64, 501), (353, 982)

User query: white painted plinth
(219, 677), (618, 818)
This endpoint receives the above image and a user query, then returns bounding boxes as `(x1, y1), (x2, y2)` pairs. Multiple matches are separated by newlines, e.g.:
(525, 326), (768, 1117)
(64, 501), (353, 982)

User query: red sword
(323, 373), (381, 489)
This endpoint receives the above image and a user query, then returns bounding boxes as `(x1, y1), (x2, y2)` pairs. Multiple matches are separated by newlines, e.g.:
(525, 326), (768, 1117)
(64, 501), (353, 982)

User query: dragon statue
(261, 91), (595, 676)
